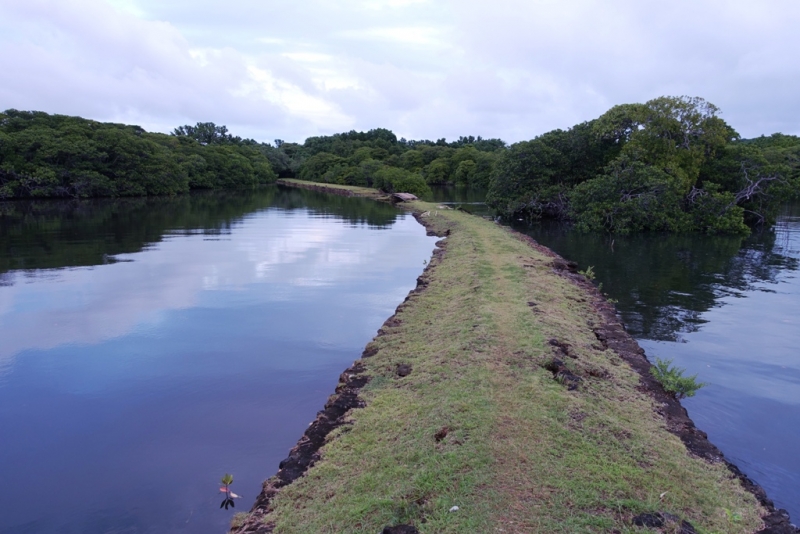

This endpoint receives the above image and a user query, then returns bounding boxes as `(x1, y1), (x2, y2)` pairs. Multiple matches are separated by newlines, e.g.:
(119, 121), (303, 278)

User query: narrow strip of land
(232, 181), (777, 533)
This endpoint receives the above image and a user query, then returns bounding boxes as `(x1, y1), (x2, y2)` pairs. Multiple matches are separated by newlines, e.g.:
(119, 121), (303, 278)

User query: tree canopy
(260, 127), (506, 198)
(487, 96), (800, 234)
(3, 102), (798, 234)
(0, 111), (276, 199)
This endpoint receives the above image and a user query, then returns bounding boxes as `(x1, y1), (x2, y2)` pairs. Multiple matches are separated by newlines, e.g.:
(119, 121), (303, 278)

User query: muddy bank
(512, 231), (798, 534)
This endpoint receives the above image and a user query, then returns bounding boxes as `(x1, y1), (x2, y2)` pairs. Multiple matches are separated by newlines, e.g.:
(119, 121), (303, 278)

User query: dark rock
(382, 526), (419, 534)
(551, 258), (578, 272)
(632, 512), (696, 533)
(397, 364), (412, 377)
(757, 508), (800, 533)
(362, 345), (379, 358)
(633, 512), (664, 528)
(548, 338), (576, 358)
(543, 358), (582, 390)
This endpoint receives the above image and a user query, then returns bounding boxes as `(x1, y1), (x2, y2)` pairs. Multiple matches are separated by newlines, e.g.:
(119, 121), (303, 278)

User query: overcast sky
(1, 0), (798, 144)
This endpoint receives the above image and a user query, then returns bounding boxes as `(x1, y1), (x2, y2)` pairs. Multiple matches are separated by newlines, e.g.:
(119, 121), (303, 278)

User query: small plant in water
(650, 357), (706, 399)
(578, 265), (596, 280)
(220, 473), (239, 510)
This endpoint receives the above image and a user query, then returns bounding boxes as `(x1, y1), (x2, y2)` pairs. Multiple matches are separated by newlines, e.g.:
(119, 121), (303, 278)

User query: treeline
(487, 96), (800, 234)
(3, 101), (799, 234)
(258, 130), (504, 198)
(0, 110), (277, 199)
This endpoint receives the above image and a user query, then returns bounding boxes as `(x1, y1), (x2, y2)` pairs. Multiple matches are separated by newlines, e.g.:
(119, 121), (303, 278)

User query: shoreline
(232, 180), (797, 534)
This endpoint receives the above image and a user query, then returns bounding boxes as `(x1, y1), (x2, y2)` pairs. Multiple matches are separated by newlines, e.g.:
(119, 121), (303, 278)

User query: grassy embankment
(236, 181), (765, 533)
(276, 178), (387, 200)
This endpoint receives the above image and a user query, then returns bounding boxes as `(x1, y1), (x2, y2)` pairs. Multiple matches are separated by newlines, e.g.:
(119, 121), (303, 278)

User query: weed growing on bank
(650, 357), (707, 399)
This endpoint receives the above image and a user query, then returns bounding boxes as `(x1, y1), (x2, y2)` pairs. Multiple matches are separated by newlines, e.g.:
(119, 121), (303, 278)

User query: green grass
(234, 183), (765, 533)
(276, 178), (388, 200)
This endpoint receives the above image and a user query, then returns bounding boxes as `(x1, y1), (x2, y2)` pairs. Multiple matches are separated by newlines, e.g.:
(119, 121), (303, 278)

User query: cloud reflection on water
(0, 210), (432, 370)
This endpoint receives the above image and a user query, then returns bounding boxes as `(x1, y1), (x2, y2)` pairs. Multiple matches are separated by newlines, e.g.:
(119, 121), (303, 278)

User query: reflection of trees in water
(0, 186), (399, 275)
(272, 185), (399, 228)
(428, 185), (489, 204)
(520, 206), (799, 342)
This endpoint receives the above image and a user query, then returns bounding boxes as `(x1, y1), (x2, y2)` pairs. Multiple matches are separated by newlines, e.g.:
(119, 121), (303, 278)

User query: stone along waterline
(0, 187), (438, 534)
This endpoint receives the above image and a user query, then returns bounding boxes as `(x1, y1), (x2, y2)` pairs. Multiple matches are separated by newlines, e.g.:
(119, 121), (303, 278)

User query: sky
(1, 0), (798, 144)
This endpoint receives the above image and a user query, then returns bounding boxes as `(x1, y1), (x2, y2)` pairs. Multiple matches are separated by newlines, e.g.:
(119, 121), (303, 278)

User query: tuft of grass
(650, 357), (707, 399)
(578, 265), (596, 280)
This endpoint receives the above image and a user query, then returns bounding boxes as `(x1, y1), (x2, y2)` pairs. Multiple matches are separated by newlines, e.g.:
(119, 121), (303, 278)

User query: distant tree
(0, 110), (276, 199)
(172, 122), (240, 145)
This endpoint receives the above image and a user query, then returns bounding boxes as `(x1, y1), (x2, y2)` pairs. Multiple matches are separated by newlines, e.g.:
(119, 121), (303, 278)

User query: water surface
(0, 187), (438, 533)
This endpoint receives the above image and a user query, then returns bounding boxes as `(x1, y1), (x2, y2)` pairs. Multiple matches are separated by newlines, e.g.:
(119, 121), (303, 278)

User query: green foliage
(487, 121), (618, 220)
(487, 96), (799, 234)
(0, 110), (276, 199)
(570, 157), (691, 234)
(287, 129), (503, 192)
(172, 122), (240, 145)
(373, 167), (431, 197)
(724, 508), (743, 523)
(220, 473), (235, 510)
(649, 357), (706, 399)
(577, 265), (595, 280)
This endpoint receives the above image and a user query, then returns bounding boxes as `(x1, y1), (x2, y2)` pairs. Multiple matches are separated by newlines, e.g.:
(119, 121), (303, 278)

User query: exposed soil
(513, 229), (799, 534)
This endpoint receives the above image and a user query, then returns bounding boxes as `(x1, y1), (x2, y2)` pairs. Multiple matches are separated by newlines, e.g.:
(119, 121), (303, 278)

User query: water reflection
(0, 187), (401, 276)
(428, 185), (494, 217)
(0, 187), (437, 533)
(520, 204), (800, 519)
(518, 218), (798, 342)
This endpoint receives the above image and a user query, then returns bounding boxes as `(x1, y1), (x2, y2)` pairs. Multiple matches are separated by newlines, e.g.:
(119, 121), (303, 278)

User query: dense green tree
(372, 167), (431, 197)
(172, 122), (240, 145)
(0, 110), (276, 199)
(487, 96), (798, 234)
(283, 127), (506, 196)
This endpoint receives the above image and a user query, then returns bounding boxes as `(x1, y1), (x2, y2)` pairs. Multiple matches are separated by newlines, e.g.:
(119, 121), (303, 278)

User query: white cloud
(338, 26), (445, 47)
(0, 0), (798, 142)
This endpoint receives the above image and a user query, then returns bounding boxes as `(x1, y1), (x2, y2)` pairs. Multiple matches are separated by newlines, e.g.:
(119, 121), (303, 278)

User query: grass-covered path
(232, 187), (768, 533)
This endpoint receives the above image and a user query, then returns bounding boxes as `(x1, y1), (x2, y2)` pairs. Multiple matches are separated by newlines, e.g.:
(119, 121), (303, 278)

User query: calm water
(0, 187), (438, 534)
(518, 204), (800, 521)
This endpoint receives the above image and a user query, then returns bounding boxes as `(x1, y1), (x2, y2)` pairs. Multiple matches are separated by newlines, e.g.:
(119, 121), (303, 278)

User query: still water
(0, 187), (438, 533)
(519, 204), (800, 521)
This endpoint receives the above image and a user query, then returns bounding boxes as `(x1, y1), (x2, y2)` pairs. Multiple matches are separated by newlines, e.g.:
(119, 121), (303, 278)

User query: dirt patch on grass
(511, 229), (799, 534)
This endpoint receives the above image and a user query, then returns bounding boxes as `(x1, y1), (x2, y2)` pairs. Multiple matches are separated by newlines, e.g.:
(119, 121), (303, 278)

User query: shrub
(649, 357), (706, 399)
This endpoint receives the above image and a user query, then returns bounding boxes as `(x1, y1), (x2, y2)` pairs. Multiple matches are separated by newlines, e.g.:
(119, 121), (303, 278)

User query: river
(2, 186), (797, 530)
(517, 203), (800, 521)
(0, 186), (438, 534)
